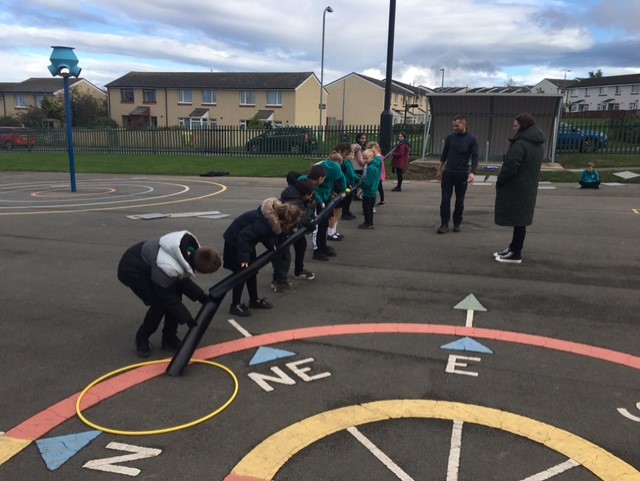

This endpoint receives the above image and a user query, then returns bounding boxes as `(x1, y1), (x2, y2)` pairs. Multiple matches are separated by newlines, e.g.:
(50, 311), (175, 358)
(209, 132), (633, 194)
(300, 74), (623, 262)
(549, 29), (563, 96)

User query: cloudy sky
(1, 0), (638, 89)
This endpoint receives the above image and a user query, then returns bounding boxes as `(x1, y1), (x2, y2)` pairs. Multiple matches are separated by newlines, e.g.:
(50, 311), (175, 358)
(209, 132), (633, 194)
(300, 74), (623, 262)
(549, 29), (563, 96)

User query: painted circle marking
(225, 400), (640, 481)
(75, 359), (239, 436)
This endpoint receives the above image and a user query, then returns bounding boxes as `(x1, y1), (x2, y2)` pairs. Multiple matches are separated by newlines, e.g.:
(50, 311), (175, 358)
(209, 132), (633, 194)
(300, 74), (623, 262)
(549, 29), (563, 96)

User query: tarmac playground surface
(0, 171), (639, 480)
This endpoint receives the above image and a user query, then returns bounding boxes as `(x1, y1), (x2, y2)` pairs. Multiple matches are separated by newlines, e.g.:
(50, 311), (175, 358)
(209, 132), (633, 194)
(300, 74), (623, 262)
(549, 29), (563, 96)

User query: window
(599, 86), (608, 96)
(178, 90), (192, 104)
(632, 84), (640, 94)
(615, 86), (622, 95)
(15, 95), (27, 108)
(143, 89), (156, 103)
(569, 88), (578, 97)
(35, 95), (44, 108)
(584, 88), (591, 97)
(120, 88), (134, 103)
(630, 101), (638, 110)
(178, 117), (191, 128)
(240, 91), (255, 105)
(266, 91), (283, 106)
(202, 90), (217, 104)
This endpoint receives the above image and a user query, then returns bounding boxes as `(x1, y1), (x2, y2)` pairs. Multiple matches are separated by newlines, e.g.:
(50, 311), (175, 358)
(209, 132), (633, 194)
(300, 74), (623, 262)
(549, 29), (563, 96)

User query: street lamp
(440, 68), (445, 90)
(48, 46), (81, 193)
(319, 6), (333, 129)
(563, 69), (571, 112)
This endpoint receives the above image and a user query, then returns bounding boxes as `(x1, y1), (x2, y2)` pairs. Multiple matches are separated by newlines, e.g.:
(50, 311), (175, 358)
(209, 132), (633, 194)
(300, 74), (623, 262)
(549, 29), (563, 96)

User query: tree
(588, 69), (603, 78)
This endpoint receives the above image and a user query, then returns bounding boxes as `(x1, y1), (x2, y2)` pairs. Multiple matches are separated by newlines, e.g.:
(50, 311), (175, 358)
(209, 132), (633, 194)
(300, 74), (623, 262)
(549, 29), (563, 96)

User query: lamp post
(440, 68), (445, 90)
(319, 6), (333, 129)
(563, 69), (571, 113)
(48, 46), (81, 193)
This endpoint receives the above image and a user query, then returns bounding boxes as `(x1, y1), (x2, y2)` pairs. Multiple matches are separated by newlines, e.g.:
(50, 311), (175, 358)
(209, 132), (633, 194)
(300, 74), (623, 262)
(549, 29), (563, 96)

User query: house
(0, 78), (106, 120)
(104, 72), (321, 128)
(324, 73), (432, 126)
(532, 74), (640, 113)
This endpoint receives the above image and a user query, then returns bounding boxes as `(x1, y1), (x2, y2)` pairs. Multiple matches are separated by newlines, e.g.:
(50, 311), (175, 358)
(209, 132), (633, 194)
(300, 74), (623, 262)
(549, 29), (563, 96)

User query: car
(556, 122), (608, 153)
(246, 127), (317, 154)
(0, 126), (37, 149)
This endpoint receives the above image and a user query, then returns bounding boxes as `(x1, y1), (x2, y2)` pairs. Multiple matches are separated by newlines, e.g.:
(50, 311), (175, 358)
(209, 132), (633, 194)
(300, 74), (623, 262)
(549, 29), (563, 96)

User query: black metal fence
(3, 117), (639, 157)
(2, 124), (429, 157)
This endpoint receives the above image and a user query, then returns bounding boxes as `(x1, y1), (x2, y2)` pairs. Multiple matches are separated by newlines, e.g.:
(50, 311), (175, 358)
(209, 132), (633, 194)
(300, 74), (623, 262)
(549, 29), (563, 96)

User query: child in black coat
(223, 198), (300, 317)
(118, 230), (221, 357)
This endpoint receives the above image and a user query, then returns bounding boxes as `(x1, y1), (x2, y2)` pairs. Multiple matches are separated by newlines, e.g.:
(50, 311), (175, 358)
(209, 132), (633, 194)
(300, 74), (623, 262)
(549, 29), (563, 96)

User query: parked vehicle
(556, 122), (608, 153)
(246, 127), (317, 154)
(0, 127), (37, 149)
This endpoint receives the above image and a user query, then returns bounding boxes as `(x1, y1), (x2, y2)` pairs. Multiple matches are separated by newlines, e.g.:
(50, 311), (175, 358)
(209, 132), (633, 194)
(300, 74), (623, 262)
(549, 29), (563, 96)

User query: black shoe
(437, 224), (449, 234)
(135, 334), (152, 358)
(249, 297), (273, 309)
(341, 213), (356, 220)
(495, 251), (522, 264)
(327, 233), (342, 241)
(493, 247), (510, 258)
(322, 246), (336, 257)
(358, 223), (374, 229)
(453, 224), (461, 232)
(230, 303), (251, 317)
(161, 335), (182, 351)
(313, 250), (329, 261)
(377, 201), (385, 206)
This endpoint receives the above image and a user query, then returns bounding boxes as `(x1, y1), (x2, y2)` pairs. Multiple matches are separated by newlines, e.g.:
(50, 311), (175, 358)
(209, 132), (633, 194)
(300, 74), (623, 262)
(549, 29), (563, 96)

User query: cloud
(0, 0), (638, 89)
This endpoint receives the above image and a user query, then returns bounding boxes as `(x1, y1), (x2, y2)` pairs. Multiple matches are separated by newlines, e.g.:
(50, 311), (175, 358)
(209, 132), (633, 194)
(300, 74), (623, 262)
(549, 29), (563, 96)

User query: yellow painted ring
(228, 399), (640, 481)
(76, 359), (238, 436)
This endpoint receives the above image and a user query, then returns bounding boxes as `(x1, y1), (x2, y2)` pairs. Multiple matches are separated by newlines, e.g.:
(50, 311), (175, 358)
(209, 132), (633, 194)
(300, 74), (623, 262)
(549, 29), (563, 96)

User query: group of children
(118, 140), (386, 357)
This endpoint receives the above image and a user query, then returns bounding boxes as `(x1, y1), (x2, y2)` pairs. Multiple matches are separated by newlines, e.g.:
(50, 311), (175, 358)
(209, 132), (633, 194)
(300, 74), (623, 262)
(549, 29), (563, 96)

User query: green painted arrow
(453, 294), (486, 327)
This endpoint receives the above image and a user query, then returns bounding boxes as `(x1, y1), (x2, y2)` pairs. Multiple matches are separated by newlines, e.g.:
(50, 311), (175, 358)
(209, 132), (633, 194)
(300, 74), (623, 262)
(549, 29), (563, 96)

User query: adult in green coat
(494, 113), (546, 264)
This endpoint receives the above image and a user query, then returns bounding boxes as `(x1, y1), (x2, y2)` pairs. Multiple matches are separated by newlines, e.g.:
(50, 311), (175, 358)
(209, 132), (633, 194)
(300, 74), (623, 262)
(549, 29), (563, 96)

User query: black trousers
(510, 225), (527, 253)
(315, 203), (329, 252)
(440, 171), (468, 226)
(362, 196), (375, 225)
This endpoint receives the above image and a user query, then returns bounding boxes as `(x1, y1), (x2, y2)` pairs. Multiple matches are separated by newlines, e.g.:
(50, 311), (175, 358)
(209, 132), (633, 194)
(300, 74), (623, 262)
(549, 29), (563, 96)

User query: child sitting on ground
(579, 161), (601, 189)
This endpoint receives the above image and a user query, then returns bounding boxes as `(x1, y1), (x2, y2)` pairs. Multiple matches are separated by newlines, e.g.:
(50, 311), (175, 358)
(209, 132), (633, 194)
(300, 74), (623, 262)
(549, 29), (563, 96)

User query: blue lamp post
(48, 46), (81, 192)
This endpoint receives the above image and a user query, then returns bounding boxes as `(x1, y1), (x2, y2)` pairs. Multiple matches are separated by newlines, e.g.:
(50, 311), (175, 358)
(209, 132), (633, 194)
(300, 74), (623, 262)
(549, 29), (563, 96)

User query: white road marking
(228, 319), (252, 338)
(618, 401), (640, 422)
(347, 427), (415, 481)
(83, 442), (161, 476)
(446, 420), (463, 481)
(519, 459), (579, 480)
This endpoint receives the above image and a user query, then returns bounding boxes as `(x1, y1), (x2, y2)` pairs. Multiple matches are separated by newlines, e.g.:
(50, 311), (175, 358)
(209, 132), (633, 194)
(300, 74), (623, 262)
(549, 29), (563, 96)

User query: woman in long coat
(494, 113), (546, 264)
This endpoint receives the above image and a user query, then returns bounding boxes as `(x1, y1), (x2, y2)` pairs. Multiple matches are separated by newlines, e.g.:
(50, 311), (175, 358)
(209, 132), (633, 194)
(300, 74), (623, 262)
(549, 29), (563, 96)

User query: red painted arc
(6, 323), (640, 442)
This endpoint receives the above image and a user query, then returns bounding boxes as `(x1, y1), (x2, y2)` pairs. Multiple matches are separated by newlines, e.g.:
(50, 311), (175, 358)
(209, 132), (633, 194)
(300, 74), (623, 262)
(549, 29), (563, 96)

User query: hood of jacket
(260, 197), (284, 235)
(157, 230), (197, 279)
(511, 125), (546, 145)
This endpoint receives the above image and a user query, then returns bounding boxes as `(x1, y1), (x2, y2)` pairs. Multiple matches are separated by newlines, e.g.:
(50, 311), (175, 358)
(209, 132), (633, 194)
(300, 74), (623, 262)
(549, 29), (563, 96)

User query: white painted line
(347, 427), (415, 481)
(465, 310), (474, 328)
(83, 442), (161, 476)
(518, 459), (579, 480)
(228, 319), (252, 338)
(446, 420), (463, 481)
(617, 401), (640, 422)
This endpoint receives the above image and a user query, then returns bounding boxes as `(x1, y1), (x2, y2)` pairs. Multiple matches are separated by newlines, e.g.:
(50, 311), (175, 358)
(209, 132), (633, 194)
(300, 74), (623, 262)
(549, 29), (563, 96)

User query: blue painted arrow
(249, 346), (297, 366)
(36, 430), (101, 471)
(440, 337), (493, 354)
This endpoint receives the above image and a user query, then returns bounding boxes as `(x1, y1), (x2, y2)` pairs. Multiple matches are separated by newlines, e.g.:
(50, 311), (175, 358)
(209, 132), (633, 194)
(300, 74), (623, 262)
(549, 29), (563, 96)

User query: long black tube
(166, 182), (361, 376)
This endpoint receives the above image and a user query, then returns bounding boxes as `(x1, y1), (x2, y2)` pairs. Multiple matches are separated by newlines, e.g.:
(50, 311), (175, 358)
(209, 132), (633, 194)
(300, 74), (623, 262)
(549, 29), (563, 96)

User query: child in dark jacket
(579, 162), (601, 189)
(118, 230), (221, 357)
(359, 148), (382, 229)
(272, 178), (317, 292)
(223, 198), (300, 317)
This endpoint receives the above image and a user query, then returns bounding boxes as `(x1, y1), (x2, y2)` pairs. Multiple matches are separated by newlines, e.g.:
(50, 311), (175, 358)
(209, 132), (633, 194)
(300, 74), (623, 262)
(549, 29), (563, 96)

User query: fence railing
(3, 118), (638, 157)
(3, 125), (430, 157)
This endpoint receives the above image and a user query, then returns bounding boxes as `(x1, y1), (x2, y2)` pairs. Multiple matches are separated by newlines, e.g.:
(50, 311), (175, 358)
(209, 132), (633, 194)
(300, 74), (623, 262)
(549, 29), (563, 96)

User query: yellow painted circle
(76, 359), (238, 436)
(228, 399), (640, 481)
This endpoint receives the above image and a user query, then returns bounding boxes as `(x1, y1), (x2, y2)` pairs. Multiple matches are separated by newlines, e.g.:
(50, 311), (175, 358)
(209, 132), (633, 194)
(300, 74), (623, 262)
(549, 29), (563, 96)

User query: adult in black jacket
(494, 113), (546, 264)
(437, 115), (479, 233)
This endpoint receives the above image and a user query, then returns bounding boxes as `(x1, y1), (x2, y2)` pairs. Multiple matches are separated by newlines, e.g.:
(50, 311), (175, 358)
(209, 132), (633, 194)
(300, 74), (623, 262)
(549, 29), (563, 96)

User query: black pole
(166, 183), (361, 376)
(379, 0), (396, 155)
